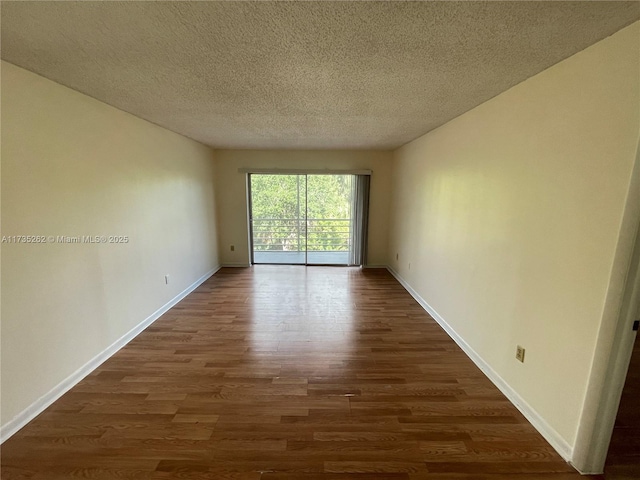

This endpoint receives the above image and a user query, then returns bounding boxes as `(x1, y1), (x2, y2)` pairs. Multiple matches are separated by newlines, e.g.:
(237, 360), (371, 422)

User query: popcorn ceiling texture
(2, 1), (639, 149)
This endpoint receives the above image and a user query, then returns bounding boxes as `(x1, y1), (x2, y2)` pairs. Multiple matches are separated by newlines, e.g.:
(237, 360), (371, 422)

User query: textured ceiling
(2, 1), (639, 150)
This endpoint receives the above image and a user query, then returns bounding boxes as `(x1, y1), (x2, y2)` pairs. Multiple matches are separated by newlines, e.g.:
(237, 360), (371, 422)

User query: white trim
(238, 167), (372, 175)
(570, 141), (640, 474)
(362, 264), (388, 269)
(221, 263), (251, 268)
(0, 265), (221, 443)
(387, 266), (574, 462)
(576, 236), (640, 473)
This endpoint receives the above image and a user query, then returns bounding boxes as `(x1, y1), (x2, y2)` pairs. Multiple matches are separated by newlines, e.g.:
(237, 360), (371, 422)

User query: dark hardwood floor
(1, 266), (603, 479)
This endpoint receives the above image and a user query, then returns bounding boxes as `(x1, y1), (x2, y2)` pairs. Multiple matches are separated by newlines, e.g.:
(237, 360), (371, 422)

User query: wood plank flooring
(1, 266), (603, 479)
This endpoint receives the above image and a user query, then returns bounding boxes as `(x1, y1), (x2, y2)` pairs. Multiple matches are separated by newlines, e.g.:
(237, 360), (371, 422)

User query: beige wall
(388, 21), (640, 452)
(1, 62), (220, 425)
(214, 150), (392, 266)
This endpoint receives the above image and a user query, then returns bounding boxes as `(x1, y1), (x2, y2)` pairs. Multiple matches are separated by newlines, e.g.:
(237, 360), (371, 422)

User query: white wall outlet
(165, 274), (170, 285)
(516, 345), (525, 363)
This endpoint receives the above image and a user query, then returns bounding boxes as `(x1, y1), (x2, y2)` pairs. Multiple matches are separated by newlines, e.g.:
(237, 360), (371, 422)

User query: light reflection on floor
(247, 266), (356, 364)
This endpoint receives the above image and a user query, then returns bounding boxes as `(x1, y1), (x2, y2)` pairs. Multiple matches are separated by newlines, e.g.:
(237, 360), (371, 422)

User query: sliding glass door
(249, 173), (368, 266)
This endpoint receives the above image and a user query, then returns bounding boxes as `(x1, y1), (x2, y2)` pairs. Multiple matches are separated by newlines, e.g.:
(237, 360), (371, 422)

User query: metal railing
(252, 218), (351, 252)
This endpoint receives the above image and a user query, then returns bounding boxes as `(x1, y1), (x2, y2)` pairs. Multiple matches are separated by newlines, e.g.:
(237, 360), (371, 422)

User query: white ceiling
(2, 1), (639, 150)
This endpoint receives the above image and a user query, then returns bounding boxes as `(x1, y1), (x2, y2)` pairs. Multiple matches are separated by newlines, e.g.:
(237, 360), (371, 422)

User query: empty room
(1, 1), (640, 479)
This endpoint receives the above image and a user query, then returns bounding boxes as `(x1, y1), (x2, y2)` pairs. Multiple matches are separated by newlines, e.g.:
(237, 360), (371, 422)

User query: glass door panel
(250, 174), (307, 265)
(306, 175), (352, 265)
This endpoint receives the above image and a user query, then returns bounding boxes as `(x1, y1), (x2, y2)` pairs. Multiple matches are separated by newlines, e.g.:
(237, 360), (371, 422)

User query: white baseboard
(386, 266), (574, 462)
(0, 265), (221, 443)
(362, 264), (388, 269)
(221, 263), (251, 268)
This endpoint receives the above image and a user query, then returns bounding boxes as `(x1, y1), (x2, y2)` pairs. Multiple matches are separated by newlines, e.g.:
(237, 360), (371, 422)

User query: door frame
(246, 172), (356, 266)
(571, 144), (640, 473)
(574, 218), (640, 473)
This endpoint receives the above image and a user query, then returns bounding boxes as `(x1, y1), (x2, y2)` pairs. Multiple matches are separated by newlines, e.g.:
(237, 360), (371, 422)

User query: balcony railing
(252, 218), (351, 252)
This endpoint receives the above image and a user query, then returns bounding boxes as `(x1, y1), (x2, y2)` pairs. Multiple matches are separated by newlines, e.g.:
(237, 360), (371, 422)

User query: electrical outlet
(516, 345), (525, 363)
(165, 274), (170, 285)
(230, 245), (235, 251)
